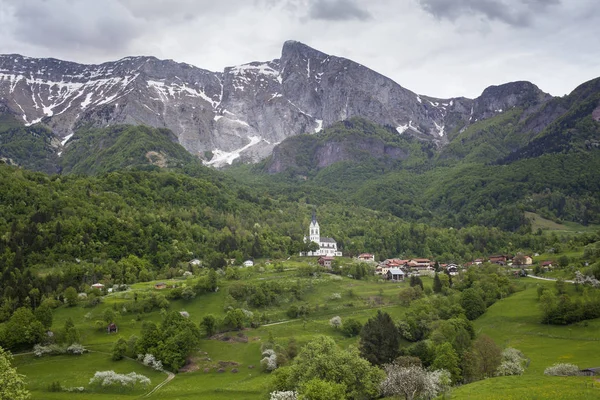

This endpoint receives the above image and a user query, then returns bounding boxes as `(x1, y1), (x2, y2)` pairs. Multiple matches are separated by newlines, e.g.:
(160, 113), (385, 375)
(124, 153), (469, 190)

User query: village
(300, 213), (549, 281)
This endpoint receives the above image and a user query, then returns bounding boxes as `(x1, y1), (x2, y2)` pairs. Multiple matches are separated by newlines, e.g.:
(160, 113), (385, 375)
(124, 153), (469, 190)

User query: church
(301, 212), (342, 257)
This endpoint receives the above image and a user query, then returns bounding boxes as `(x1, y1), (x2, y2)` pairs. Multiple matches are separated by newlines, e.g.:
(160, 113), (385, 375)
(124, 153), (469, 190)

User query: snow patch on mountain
(205, 135), (262, 167)
(396, 124), (409, 134)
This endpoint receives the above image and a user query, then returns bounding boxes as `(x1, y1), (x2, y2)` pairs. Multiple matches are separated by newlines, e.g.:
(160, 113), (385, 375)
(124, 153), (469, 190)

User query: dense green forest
(231, 114), (600, 230)
(3, 158), (585, 323)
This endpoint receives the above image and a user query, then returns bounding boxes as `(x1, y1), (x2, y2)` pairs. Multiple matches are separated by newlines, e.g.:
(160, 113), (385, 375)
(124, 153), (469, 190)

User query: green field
(526, 211), (600, 234)
(10, 265), (600, 400)
(11, 264), (417, 399)
(452, 278), (600, 399)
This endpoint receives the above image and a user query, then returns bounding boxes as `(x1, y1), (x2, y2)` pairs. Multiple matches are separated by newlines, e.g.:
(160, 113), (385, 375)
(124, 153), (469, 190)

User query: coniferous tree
(359, 310), (400, 365)
(433, 273), (443, 294)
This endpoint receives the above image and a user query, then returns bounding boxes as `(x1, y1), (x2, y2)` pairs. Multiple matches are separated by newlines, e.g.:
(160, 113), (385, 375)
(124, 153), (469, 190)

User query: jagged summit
(0, 41), (552, 168)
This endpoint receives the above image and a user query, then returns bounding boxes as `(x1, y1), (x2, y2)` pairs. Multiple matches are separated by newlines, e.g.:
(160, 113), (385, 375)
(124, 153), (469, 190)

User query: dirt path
(527, 275), (575, 283)
(143, 371), (175, 397)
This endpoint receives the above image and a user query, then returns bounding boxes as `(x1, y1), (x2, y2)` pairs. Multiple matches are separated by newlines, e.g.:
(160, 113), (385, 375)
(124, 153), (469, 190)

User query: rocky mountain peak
(472, 81), (551, 120)
(0, 41), (559, 169)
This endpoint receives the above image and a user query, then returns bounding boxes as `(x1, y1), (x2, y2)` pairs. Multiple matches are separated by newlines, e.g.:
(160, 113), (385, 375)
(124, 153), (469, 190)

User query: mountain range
(0, 40), (562, 168)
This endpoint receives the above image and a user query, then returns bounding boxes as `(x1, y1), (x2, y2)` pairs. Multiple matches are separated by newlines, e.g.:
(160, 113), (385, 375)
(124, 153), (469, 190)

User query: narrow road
(527, 275), (575, 283)
(144, 371), (175, 397)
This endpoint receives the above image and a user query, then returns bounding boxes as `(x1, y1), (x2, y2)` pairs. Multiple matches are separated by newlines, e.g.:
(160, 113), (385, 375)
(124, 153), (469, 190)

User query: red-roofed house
(318, 256), (335, 269)
(357, 253), (375, 262)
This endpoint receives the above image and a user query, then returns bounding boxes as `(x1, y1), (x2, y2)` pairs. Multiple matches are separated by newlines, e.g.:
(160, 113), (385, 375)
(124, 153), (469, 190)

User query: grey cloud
(1, 0), (143, 53)
(418, 0), (560, 27)
(308, 0), (372, 21)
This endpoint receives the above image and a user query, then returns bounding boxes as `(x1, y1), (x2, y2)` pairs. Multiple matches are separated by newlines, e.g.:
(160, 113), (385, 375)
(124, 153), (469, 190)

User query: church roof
(321, 237), (337, 243)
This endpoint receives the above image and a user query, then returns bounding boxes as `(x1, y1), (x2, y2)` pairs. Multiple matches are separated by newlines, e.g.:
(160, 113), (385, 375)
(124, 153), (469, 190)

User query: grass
(15, 263), (600, 400)
(12, 351), (165, 400)
(526, 211), (600, 233)
(453, 375), (600, 400)
(15, 266), (418, 399)
(452, 279), (600, 399)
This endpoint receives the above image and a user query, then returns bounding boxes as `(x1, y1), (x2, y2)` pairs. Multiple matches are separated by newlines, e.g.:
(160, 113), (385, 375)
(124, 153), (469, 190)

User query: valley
(0, 38), (599, 400)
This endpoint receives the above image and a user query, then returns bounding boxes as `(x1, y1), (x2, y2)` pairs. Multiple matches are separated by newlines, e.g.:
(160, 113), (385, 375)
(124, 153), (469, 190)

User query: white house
(243, 260), (254, 267)
(387, 268), (405, 281)
(301, 212), (342, 257)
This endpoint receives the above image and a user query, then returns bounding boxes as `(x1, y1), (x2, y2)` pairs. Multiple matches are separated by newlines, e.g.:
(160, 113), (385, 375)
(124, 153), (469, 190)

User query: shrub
(287, 305), (299, 319)
(496, 348), (527, 377)
(66, 343), (87, 355)
(329, 316), (342, 329)
(48, 381), (62, 392)
(329, 293), (341, 300)
(261, 349), (278, 372)
(270, 391), (297, 400)
(138, 353), (163, 371)
(544, 363), (581, 376)
(33, 344), (64, 357)
(89, 370), (151, 389)
(341, 318), (362, 337)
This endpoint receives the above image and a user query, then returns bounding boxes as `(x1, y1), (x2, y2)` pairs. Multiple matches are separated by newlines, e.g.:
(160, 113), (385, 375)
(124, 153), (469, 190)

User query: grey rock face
(0, 42), (553, 167)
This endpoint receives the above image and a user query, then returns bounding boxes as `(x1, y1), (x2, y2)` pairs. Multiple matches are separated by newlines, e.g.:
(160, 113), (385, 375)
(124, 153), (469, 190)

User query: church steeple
(309, 211), (320, 243)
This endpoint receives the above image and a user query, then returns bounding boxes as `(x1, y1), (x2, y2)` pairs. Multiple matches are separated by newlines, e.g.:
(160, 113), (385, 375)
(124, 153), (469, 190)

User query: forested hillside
(235, 111), (600, 230)
(1, 158), (583, 323)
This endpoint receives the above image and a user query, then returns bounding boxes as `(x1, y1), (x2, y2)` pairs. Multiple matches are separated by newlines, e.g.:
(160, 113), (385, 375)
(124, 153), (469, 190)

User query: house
(512, 254), (533, 267)
(446, 265), (459, 276)
(300, 211), (343, 257)
(91, 283), (105, 290)
(189, 259), (202, 267)
(243, 260), (254, 267)
(357, 253), (375, 262)
(386, 268), (405, 281)
(107, 323), (118, 334)
(580, 367), (600, 376)
(489, 255), (507, 265)
(408, 259), (432, 270)
(376, 259), (408, 275)
(473, 258), (484, 265)
(541, 261), (554, 268)
(318, 256), (335, 269)
(154, 282), (167, 290)
(179, 311), (190, 318)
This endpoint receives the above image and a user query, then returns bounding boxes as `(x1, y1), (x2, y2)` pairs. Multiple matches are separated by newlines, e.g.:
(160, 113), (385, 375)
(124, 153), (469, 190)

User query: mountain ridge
(0, 41), (553, 168)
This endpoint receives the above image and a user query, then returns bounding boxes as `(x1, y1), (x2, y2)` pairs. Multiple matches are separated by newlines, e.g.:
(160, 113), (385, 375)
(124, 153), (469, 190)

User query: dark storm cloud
(2, 0), (142, 53)
(418, 0), (560, 27)
(308, 0), (372, 21)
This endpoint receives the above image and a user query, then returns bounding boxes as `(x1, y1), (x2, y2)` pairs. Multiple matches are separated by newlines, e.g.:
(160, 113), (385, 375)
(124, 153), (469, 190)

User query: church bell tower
(309, 210), (320, 244)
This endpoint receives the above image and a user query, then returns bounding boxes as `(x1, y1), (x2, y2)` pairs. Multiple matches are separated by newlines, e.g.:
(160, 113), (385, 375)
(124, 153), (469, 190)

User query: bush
(496, 348), (527, 377)
(329, 316), (342, 329)
(66, 343), (87, 355)
(48, 381), (62, 392)
(544, 363), (581, 376)
(329, 293), (341, 300)
(34, 344), (64, 357)
(137, 353), (163, 371)
(270, 391), (297, 400)
(89, 370), (151, 389)
(261, 349), (278, 372)
(341, 318), (362, 337)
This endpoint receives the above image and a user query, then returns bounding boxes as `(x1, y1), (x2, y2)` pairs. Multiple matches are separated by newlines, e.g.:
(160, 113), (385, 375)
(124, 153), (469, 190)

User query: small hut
(107, 323), (118, 334)
(154, 282), (167, 290)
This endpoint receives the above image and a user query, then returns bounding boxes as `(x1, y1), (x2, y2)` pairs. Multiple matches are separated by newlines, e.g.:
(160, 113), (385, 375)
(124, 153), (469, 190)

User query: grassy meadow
(10, 260), (600, 400)
(452, 278), (600, 399)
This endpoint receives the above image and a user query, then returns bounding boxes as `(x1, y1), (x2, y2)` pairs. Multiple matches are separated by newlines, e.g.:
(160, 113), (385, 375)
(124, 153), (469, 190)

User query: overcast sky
(0, 0), (598, 98)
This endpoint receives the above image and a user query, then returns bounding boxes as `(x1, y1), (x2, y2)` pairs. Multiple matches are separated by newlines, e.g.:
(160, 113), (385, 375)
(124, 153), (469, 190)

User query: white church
(300, 212), (342, 257)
